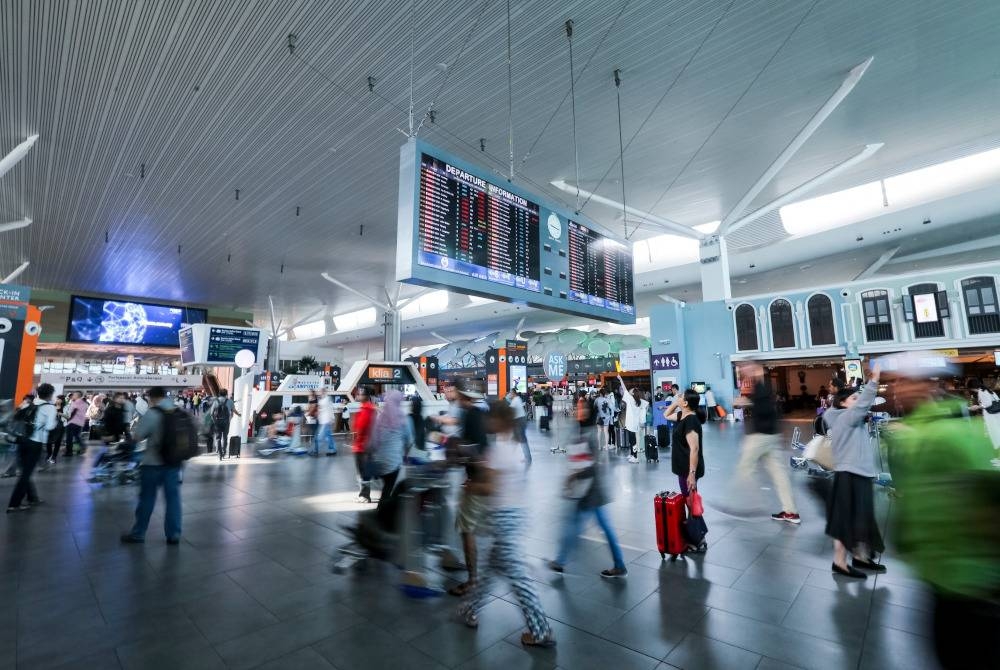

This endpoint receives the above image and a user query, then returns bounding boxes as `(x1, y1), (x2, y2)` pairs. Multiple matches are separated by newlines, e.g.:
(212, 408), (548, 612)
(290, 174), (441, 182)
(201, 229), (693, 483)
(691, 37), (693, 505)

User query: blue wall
(650, 301), (737, 410)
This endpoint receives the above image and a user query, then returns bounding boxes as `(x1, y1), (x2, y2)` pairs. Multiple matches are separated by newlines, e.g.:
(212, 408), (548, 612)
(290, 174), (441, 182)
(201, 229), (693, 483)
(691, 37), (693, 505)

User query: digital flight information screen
(567, 221), (635, 315)
(417, 153), (541, 292)
(397, 140), (635, 324)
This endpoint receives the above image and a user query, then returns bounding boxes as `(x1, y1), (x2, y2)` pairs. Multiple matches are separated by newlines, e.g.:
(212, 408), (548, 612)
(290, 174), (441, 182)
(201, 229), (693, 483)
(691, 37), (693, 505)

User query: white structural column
(383, 309), (401, 361)
(699, 235), (731, 301)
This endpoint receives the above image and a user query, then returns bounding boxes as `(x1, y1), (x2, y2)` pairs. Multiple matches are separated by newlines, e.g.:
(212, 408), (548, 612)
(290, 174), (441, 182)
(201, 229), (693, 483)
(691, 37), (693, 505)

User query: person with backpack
(7, 383), (57, 513)
(209, 389), (238, 455)
(120, 386), (197, 544)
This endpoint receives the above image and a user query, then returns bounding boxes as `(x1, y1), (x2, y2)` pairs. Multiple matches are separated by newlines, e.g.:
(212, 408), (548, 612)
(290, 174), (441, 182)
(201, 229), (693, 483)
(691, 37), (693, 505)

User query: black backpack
(211, 399), (231, 425)
(154, 407), (200, 466)
(6, 403), (47, 443)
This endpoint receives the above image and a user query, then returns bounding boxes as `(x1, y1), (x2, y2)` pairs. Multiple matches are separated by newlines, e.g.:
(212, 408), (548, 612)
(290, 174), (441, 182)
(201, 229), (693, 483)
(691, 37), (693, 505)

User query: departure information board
(397, 139), (635, 324)
(567, 221), (634, 316)
(418, 154), (540, 292)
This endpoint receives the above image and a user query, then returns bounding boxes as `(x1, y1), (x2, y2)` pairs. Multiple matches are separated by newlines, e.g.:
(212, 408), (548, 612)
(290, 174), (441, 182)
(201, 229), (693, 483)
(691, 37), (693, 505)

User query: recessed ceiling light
(749, 264), (756, 269)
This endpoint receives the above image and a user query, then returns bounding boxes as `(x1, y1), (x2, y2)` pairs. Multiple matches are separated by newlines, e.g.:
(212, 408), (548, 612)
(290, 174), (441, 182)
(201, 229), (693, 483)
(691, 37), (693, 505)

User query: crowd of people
(2, 362), (998, 666)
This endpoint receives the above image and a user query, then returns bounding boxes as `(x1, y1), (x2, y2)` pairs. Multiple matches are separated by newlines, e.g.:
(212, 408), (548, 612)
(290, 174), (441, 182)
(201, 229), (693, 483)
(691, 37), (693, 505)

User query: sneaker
(166, 537), (181, 546)
(600, 567), (628, 579)
(120, 534), (145, 544)
(46, 458), (55, 465)
(547, 561), (564, 574)
(5, 505), (30, 513)
(627, 456), (639, 463)
(771, 511), (801, 525)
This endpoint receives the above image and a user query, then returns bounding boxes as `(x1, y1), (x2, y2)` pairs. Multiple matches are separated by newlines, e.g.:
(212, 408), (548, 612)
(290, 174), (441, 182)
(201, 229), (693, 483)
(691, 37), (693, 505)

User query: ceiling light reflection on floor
(186, 454), (282, 466)
(302, 491), (379, 512)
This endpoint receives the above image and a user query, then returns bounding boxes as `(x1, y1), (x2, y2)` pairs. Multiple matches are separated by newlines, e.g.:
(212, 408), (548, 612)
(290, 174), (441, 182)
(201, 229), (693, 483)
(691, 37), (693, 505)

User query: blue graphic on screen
(68, 297), (207, 346)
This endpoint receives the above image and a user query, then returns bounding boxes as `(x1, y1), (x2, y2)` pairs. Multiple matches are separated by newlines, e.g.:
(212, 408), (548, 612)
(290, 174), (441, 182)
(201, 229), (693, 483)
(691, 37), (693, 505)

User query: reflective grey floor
(0, 417), (942, 670)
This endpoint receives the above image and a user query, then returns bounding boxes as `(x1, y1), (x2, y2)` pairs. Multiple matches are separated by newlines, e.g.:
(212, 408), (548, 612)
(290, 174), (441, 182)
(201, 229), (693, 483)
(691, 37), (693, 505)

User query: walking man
(6, 384), (56, 513)
(121, 387), (184, 544)
(733, 365), (801, 524)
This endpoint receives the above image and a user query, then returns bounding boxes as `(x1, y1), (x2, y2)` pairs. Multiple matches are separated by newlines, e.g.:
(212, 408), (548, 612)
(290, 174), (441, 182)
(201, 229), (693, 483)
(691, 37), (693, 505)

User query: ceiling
(3, 0), (1000, 347)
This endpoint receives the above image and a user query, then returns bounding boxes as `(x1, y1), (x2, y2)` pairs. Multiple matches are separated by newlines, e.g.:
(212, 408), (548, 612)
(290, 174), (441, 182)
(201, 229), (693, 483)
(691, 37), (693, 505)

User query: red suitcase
(654, 491), (687, 559)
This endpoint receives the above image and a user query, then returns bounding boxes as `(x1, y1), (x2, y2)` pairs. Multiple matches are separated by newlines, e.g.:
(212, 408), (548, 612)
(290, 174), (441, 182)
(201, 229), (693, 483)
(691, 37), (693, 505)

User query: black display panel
(567, 221), (635, 315)
(68, 296), (207, 346)
(206, 326), (261, 364)
(417, 153), (541, 292)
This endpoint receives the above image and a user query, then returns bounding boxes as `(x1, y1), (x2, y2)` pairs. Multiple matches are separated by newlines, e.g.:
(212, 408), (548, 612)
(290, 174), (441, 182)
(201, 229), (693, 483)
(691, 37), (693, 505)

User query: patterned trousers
(464, 507), (551, 639)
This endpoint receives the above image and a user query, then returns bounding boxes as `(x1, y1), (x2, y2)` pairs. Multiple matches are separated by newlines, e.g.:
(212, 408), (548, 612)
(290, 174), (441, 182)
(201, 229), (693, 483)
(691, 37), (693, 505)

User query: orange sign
(367, 366), (395, 380)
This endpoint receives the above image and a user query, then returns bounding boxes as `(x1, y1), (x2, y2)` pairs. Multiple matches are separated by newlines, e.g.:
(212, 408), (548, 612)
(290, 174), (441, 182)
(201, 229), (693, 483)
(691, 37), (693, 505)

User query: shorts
(457, 490), (490, 534)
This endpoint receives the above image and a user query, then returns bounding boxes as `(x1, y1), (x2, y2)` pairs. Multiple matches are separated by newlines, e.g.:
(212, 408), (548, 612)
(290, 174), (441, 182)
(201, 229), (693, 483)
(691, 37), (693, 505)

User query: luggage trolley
(332, 462), (463, 597)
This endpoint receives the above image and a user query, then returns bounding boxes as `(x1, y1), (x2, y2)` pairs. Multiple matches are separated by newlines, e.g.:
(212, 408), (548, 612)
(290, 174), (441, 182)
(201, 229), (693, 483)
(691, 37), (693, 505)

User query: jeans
(213, 423), (228, 454)
(129, 465), (182, 540)
(46, 425), (65, 461)
(8, 440), (42, 507)
(64, 423), (84, 456)
(514, 417), (531, 465)
(736, 433), (798, 514)
(355, 452), (371, 500)
(314, 422), (337, 454)
(556, 503), (626, 570)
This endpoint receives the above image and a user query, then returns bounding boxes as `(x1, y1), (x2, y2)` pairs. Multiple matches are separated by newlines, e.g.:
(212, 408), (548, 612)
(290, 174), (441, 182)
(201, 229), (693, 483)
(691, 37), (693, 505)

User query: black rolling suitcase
(644, 434), (658, 462)
(228, 436), (241, 458)
(657, 424), (670, 449)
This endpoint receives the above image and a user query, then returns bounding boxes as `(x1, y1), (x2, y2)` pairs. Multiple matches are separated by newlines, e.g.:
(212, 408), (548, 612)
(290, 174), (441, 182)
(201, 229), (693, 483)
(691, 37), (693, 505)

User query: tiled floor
(1, 417), (943, 670)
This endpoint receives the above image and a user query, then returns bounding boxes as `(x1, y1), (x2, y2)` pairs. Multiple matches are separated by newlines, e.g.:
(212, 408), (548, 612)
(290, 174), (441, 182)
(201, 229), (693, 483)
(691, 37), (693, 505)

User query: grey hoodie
(822, 380), (878, 477)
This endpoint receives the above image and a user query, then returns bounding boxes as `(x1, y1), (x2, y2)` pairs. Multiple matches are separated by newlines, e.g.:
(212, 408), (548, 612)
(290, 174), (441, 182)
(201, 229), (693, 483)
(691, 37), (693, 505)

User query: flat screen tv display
(67, 296), (207, 346)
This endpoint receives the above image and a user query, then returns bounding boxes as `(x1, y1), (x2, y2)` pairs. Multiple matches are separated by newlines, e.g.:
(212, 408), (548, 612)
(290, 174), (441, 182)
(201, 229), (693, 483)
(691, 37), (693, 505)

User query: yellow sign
(934, 349), (959, 357)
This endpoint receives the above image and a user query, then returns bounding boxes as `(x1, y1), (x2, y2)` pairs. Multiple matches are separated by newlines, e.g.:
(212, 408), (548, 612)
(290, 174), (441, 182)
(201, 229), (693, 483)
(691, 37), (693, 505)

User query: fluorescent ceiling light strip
(779, 179), (885, 236)
(883, 145), (1000, 209)
(332, 307), (376, 332)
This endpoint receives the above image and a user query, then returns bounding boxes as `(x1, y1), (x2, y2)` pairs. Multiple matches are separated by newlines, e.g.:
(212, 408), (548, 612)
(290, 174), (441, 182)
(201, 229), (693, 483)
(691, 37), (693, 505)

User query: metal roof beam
(549, 180), (704, 240)
(720, 58), (874, 235)
(725, 142), (884, 236)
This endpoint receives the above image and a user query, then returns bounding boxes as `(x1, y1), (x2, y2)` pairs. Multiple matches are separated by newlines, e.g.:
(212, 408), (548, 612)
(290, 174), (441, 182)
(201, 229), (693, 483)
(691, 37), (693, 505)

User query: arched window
(861, 290), (893, 341)
(734, 304), (758, 351)
(769, 299), (796, 348)
(962, 276), (1000, 334)
(908, 282), (945, 339)
(807, 294), (836, 346)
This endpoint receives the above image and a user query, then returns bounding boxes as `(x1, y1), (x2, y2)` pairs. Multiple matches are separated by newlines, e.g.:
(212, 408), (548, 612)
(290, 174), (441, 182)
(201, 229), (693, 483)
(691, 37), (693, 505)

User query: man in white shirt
(705, 386), (718, 421)
(618, 375), (649, 464)
(316, 392), (338, 456)
(506, 389), (531, 466)
(7, 383), (57, 512)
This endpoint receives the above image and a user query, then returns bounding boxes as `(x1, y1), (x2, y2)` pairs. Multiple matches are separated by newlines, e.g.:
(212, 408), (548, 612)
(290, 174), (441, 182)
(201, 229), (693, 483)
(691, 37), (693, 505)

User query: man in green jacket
(885, 368), (999, 670)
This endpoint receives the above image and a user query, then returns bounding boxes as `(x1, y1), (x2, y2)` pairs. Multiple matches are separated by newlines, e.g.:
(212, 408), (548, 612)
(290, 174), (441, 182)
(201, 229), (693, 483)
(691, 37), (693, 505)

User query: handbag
(985, 392), (1000, 414)
(687, 489), (704, 517)
(804, 434), (834, 470)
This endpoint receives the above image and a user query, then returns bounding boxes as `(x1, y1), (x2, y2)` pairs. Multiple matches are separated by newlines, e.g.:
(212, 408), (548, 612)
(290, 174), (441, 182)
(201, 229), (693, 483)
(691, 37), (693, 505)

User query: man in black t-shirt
(733, 365), (800, 524)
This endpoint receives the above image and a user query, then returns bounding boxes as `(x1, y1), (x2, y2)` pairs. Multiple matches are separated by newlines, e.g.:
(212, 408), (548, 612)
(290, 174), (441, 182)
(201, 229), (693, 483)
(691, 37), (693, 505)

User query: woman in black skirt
(822, 363), (885, 579)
